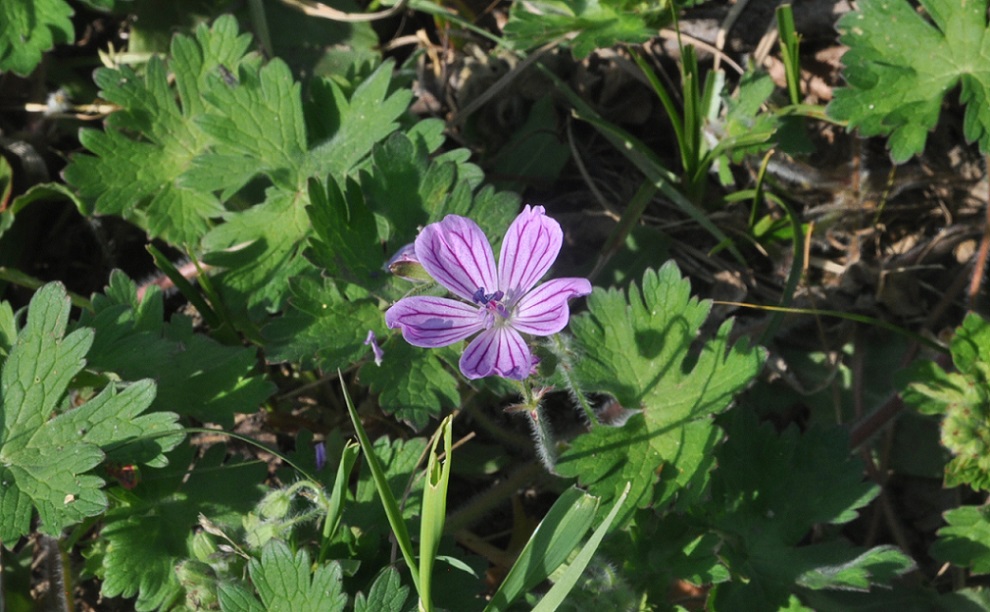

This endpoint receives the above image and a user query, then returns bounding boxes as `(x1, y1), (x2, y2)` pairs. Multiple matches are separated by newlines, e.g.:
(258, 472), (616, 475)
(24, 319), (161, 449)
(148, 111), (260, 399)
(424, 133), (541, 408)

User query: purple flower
(385, 205), (592, 380)
(364, 330), (384, 366)
(314, 441), (327, 471)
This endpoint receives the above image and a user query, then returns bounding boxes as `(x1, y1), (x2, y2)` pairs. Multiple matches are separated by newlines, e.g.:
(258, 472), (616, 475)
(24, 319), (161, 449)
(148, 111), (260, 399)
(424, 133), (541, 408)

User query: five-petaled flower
(385, 205), (592, 380)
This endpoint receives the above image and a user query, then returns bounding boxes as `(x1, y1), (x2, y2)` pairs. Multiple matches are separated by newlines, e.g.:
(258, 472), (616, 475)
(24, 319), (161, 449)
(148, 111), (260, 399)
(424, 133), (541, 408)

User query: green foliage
(358, 341), (461, 430)
(94, 443), (267, 610)
(198, 58), (414, 319)
(11, 2), (988, 609)
(901, 313), (990, 489)
(0, 283), (182, 544)
(218, 540), (347, 612)
(828, 0), (990, 162)
(0, 0), (74, 76)
(556, 263), (765, 513)
(932, 505), (990, 575)
(353, 569), (409, 612)
(64, 15), (416, 323)
(266, 132), (518, 427)
(707, 410), (914, 608)
(78, 271), (275, 426)
(64, 16), (254, 244)
(503, 0), (655, 59)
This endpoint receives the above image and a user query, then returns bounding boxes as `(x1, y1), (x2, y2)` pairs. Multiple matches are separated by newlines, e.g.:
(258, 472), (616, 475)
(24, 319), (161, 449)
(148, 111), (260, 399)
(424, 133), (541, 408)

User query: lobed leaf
(353, 568), (409, 612)
(359, 341), (460, 430)
(931, 505), (990, 575)
(97, 443), (267, 610)
(0, 0), (74, 76)
(503, 0), (653, 59)
(78, 271), (275, 428)
(0, 283), (181, 544)
(556, 263), (765, 512)
(708, 410), (913, 608)
(64, 15), (252, 244)
(244, 540), (347, 611)
(900, 313), (990, 490)
(827, 0), (990, 162)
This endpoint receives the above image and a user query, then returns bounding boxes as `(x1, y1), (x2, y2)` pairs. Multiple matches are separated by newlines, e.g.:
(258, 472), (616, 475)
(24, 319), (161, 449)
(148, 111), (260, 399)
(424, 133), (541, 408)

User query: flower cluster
(386, 205), (591, 380)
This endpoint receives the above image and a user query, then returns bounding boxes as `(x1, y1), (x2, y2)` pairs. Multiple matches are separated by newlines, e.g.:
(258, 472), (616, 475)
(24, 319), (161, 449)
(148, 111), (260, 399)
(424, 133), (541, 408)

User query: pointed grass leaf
(484, 487), (598, 612)
(556, 263), (765, 513)
(827, 0), (990, 162)
(341, 374), (421, 595)
(532, 483), (630, 612)
(419, 416), (453, 610)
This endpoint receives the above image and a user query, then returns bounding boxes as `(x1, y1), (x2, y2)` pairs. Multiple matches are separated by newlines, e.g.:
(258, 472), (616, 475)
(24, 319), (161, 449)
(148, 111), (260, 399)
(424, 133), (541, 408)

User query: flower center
(473, 287), (510, 327)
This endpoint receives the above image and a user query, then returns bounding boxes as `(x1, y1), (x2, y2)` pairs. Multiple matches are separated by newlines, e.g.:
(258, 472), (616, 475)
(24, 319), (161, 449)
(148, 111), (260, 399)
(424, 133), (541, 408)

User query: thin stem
(549, 334), (598, 427)
(527, 404), (558, 473)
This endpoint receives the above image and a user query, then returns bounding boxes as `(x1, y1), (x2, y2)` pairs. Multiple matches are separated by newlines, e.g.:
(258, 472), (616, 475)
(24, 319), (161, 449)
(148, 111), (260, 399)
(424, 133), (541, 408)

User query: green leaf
(931, 505), (990, 575)
(556, 263), (765, 513)
(486, 487), (598, 612)
(827, 0), (990, 162)
(199, 61), (413, 320)
(306, 174), (384, 287)
(0, 0), (74, 76)
(900, 313), (990, 490)
(533, 483), (630, 612)
(360, 131), (517, 246)
(708, 410), (913, 608)
(358, 340), (460, 430)
(195, 59), (307, 190)
(217, 583), (266, 612)
(97, 443), (267, 610)
(263, 276), (385, 369)
(354, 568), (409, 612)
(718, 70), (780, 163)
(349, 435), (427, 531)
(503, 0), (653, 59)
(201, 188), (313, 317)
(63, 15), (253, 244)
(487, 96), (570, 192)
(0, 283), (181, 544)
(78, 271), (275, 427)
(303, 60), (412, 180)
(239, 540), (347, 612)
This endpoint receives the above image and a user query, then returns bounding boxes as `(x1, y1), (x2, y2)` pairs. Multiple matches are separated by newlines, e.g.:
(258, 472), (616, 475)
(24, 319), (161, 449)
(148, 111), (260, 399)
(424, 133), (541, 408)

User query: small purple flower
(385, 205), (592, 380)
(364, 330), (384, 366)
(314, 441), (327, 471)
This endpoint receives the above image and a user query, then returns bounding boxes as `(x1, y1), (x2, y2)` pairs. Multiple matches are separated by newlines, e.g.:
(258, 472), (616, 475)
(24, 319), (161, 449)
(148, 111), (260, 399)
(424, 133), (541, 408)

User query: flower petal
(385, 296), (485, 348)
(415, 215), (497, 302)
(498, 205), (563, 300)
(460, 326), (533, 380)
(511, 277), (592, 336)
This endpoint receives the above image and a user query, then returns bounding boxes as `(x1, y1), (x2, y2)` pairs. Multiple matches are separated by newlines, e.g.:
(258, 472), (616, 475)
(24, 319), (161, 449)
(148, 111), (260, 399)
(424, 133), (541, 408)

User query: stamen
(473, 287), (510, 321)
